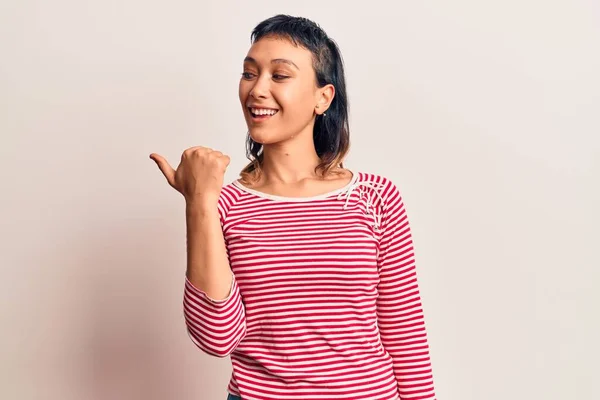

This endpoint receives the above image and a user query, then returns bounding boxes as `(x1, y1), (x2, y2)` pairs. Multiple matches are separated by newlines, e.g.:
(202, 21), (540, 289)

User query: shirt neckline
(231, 170), (359, 202)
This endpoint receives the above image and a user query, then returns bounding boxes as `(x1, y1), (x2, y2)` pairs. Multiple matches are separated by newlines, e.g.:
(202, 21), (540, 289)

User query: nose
(249, 74), (270, 99)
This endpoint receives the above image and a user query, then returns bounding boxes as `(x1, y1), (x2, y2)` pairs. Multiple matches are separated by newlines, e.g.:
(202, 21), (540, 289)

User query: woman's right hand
(150, 146), (230, 205)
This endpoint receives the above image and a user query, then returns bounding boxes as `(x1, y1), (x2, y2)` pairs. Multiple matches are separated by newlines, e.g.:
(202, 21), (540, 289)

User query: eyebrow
(243, 56), (300, 70)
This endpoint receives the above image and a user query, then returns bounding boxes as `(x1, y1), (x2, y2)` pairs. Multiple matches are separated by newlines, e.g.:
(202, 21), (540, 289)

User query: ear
(315, 84), (335, 115)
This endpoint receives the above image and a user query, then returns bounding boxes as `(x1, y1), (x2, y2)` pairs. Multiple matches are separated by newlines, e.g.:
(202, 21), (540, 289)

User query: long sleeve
(376, 180), (436, 400)
(182, 190), (247, 358)
(183, 274), (247, 357)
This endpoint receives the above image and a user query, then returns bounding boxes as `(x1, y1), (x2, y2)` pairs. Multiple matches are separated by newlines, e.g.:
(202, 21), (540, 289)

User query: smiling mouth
(248, 107), (279, 121)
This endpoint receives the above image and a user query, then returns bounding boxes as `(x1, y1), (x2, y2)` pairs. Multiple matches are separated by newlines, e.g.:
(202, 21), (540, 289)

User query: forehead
(245, 36), (313, 69)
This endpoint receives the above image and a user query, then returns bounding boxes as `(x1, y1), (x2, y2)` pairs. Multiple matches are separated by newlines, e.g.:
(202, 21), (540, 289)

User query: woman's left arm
(376, 178), (436, 400)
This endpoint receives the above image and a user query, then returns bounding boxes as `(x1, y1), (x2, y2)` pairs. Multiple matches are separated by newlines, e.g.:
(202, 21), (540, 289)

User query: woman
(151, 14), (436, 400)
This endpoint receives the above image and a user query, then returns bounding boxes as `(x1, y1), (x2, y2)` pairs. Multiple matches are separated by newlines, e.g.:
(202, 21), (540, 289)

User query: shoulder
(352, 170), (406, 215)
(354, 170), (402, 196)
(215, 180), (245, 222)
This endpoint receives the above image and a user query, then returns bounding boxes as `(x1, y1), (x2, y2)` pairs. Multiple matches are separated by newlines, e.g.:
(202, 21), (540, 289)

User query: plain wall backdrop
(1, 1), (599, 399)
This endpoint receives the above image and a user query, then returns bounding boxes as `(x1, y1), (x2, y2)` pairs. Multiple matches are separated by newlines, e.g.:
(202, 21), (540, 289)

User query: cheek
(239, 81), (248, 103)
(277, 86), (314, 117)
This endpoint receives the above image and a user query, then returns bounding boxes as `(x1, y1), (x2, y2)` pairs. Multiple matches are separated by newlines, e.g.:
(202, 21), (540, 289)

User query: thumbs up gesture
(150, 146), (230, 206)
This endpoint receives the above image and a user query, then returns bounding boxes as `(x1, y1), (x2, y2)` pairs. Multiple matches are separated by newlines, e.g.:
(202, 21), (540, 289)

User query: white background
(1, 1), (599, 399)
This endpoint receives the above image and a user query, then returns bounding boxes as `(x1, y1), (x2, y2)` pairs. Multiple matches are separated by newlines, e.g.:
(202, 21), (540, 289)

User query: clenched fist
(150, 146), (230, 205)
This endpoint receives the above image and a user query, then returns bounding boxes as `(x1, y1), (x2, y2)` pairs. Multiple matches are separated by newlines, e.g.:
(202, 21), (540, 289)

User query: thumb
(149, 153), (176, 187)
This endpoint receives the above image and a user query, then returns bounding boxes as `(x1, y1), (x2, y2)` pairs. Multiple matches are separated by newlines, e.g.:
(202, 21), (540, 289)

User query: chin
(250, 136), (277, 145)
(248, 131), (288, 145)
(248, 130), (269, 144)
(248, 127), (272, 142)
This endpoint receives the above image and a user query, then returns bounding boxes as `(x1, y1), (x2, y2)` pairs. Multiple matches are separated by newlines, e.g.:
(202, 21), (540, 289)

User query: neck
(259, 126), (323, 184)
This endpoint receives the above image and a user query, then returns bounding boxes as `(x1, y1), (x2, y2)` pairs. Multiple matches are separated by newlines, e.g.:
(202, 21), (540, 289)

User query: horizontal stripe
(183, 172), (436, 400)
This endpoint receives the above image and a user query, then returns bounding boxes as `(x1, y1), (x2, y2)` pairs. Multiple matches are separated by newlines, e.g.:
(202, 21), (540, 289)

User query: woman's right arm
(150, 147), (247, 358)
(185, 200), (233, 300)
(182, 200), (247, 358)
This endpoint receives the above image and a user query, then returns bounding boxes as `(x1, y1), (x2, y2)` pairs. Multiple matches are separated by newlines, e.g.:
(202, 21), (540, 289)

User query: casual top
(183, 171), (436, 400)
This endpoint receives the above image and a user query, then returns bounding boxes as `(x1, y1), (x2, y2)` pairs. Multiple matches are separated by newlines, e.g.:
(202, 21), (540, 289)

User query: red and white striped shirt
(183, 171), (436, 400)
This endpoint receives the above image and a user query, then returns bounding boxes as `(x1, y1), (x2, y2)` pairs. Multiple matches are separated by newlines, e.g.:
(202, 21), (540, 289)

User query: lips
(248, 107), (279, 121)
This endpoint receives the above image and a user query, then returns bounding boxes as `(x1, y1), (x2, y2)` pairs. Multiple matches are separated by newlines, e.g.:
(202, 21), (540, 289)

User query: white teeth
(251, 108), (278, 116)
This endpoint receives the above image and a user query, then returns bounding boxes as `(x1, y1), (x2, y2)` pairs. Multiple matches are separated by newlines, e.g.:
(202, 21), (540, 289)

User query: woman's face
(239, 36), (328, 145)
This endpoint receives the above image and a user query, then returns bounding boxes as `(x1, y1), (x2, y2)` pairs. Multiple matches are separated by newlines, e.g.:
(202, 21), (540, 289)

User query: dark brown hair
(240, 14), (351, 184)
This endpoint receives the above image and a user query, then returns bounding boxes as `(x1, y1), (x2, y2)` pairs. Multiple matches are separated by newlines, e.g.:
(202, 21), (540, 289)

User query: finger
(186, 145), (211, 153)
(149, 153), (176, 187)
